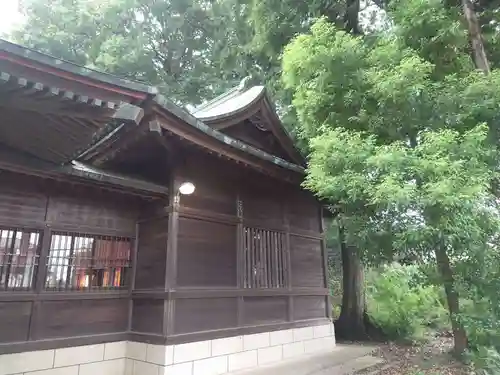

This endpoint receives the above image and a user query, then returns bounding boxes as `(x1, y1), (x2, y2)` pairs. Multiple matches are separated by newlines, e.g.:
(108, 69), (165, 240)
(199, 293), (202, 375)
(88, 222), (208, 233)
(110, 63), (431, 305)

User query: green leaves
(283, 19), (369, 139)
(11, 0), (252, 104)
(305, 124), (494, 212)
(389, 0), (472, 78)
(366, 264), (449, 340)
(282, 8), (500, 266)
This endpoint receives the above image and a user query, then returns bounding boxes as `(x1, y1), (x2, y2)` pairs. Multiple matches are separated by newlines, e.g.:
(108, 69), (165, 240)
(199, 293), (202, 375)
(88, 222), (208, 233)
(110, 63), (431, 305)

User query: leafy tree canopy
(282, 8), (500, 353)
(12, 0), (252, 104)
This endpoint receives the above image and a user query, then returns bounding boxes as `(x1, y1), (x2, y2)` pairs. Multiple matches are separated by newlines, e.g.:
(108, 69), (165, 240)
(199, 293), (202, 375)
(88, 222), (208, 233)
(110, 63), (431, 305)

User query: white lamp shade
(178, 182), (195, 195)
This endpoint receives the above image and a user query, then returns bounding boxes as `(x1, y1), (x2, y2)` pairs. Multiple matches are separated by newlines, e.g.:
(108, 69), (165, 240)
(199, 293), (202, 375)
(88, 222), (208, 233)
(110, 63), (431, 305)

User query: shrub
(366, 263), (449, 341)
(468, 346), (500, 375)
(328, 261), (343, 320)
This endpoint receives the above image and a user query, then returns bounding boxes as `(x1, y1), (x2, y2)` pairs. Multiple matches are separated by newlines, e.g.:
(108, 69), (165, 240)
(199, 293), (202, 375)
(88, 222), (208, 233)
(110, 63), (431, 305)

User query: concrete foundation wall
(0, 324), (335, 375)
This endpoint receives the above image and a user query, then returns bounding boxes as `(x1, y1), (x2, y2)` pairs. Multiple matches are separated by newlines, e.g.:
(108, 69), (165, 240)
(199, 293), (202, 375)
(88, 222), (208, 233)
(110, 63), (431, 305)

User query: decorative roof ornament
(238, 76), (253, 91)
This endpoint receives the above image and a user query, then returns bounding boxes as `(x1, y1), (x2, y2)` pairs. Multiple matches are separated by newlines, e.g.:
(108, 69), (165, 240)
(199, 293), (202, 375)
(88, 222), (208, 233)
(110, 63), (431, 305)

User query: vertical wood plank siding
(0, 172), (141, 348)
(131, 299), (164, 334)
(134, 218), (168, 290)
(0, 153), (329, 353)
(174, 298), (238, 334)
(170, 152), (328, 340)
(290, 236), (324, 287)
(177, 217), (237, 287)
(0, 301), (31, 343)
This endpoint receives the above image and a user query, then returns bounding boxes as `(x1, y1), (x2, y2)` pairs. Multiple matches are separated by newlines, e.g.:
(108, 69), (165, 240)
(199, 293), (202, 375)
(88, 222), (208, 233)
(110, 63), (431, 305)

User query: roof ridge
(0, 38), (158, 94)
(192, 76), (255, 113)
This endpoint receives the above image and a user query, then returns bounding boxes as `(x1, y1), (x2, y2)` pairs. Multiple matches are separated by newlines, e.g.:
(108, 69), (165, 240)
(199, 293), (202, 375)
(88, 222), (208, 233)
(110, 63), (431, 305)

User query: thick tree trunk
(434, 245), (468, 356)
(344, 0), (361, 34)
(335, 224), (367, 339)
(462, 0), (490, 74)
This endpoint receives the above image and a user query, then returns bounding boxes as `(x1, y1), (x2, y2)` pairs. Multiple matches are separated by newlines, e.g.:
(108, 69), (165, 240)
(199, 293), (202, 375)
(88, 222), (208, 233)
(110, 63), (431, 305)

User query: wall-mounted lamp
(178, 181), (195, 196)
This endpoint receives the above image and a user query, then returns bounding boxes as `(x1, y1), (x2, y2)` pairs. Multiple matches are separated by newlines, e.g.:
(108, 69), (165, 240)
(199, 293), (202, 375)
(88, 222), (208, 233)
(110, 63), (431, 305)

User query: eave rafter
(0, 40), (305, 187)
(151, 96), (304, 183)
(0, 71), (118, 113)
(74, 104), (145, 166)
(0, 70), (144, 165)
(0, 39), (155, 98)
(0, 146), (168, 198)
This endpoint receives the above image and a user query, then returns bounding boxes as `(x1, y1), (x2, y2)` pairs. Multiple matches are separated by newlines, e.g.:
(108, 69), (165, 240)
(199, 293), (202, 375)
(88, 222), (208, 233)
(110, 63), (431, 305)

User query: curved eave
(260, 95), (306, 167)
(0, 39), (157, 98)
(154, 95), (305, 175)
(193, 86), (266, 122)
(194, 86), (306, 166)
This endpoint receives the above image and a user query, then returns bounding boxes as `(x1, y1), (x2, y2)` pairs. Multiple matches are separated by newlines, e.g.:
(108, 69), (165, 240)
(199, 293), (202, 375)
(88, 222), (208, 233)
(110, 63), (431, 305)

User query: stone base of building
(0, 323), (335, 375)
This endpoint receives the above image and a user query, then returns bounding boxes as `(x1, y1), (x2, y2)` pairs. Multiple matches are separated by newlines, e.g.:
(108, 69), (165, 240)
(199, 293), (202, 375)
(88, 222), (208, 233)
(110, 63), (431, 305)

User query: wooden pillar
(284, 202), (293, 322)
(29, 196), (51, 340)
(164, 172), (179, 336)
(236, 195), (244, 327)
(320, 207), (332, 320)
(35, 196), (51, 293)
(127, 222), (140, 332)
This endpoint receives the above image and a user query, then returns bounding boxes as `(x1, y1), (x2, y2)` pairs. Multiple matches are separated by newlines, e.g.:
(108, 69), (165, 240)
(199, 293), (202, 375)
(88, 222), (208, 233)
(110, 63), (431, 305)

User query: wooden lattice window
(45, 233), (132, 291)
(243, 227), (287, 288)
(0, 227), (42, 291)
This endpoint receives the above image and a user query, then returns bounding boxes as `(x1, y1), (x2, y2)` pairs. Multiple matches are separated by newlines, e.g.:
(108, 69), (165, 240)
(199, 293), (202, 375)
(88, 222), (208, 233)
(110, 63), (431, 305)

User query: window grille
(45, 233), (132, 291)
(0, 227), (41, 290)
(243, 227), (287, 288)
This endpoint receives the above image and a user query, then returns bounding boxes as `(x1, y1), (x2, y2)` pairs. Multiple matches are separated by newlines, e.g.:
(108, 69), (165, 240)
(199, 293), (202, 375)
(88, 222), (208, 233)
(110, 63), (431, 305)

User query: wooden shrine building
(0, 39), (335, 375)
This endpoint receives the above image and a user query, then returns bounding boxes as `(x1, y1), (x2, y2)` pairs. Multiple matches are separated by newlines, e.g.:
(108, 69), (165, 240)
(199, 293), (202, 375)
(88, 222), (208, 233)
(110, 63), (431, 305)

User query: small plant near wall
(365, 264), (449, 342)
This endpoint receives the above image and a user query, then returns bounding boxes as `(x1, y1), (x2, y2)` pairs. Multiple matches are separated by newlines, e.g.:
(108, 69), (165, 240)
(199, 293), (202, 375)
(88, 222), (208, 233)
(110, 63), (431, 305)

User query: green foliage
(366, 264), (448, 341)
(388, 0), (472, 78)
(282, 0), (500, 357)
(282, 20), (370, 140)
(458, 235), (500, 372)
(467, 347), (500, 375)
(11, 0), (251, 104)
(327, 261), (342, 319)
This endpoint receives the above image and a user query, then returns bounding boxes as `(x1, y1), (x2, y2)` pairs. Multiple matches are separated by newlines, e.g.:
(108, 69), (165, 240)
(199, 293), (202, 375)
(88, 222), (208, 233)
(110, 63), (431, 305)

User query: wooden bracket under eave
(113, 102), (145, 125)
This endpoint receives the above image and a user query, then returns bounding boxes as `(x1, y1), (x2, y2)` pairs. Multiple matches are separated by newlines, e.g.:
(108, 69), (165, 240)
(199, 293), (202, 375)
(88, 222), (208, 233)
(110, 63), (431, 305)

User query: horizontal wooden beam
(0, 215), (136, 238)
(131, 287), (329, 299)
(177, 206), (324, 239)
(178, 206), (239, 226)
(0, 290), (130, 302)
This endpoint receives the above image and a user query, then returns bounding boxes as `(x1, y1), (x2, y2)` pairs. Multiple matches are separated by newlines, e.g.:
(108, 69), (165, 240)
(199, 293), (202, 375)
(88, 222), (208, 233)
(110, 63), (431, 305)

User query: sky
(0, 0), (24, 36)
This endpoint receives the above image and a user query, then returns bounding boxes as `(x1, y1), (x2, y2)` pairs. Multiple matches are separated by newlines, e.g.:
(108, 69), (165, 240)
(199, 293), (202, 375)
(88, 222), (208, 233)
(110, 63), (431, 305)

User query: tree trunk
(335, 224), (367, 339)
(462, 0), (490, 74)
(434, 244), (468, 356)
(344, 0), (361, 35)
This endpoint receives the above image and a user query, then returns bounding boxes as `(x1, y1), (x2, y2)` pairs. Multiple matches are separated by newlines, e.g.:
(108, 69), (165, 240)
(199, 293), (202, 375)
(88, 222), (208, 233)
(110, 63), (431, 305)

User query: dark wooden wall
(223, 121), (292, 163)
(0, 150), (330, 353)
(0, 171), (143, 354)
(164, 151), (329, 342)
